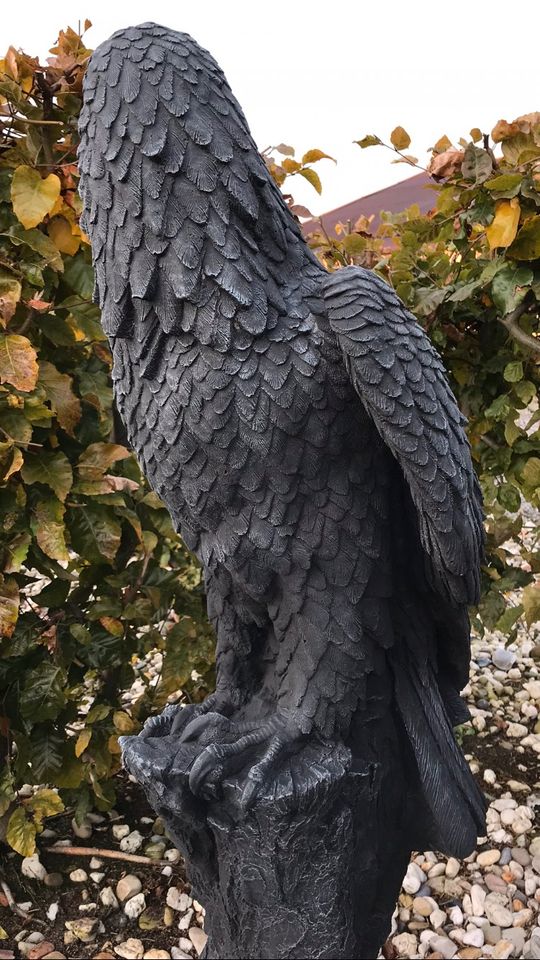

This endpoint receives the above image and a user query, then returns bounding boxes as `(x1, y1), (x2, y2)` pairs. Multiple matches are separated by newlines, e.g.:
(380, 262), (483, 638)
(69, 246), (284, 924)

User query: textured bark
(122, 706), (414, 960)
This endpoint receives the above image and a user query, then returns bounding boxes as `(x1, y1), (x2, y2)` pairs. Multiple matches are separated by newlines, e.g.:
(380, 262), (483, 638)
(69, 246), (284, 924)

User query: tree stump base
(121, 705), (414, 959)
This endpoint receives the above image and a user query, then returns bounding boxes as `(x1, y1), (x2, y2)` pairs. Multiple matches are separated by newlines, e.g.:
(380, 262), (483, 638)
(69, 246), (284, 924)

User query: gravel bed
(1, 627), (538, 959)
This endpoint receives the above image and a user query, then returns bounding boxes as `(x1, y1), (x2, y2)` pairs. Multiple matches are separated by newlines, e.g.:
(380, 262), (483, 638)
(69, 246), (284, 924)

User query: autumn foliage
(0, 25), (215, 856)
(0, 25), (538, 855)
(304, 120), (540, 637)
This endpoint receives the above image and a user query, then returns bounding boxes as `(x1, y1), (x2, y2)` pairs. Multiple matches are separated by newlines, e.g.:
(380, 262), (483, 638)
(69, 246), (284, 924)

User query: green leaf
(22, 450), (73, 502)
(491, 264), (533, 315)
(503, 360), (524, 382)
(495, 603), (523, 633)
(86, 703), (111, 723)
(31, 497), (69, 563)
(504, 416), (521, 446)
(6, 806), (36, 857)
(0, 76), (32, 113)
(5, 225), (63, 272)
(30, 728), (64, 781)
(35, 578), (70, 607)
(5, 532), (32, 573)
(497, 483), (521, 512)
(62, 253), (95, 300)
(0, 408), (32, 444)
(20, 662), (66, 722)
(523, 457), (540, 490)
(413, 287), (447, 316)
(461, 144), (493, 184)
(39, 361), (81, 436)
(78, 369), (113, 414)
(514, 380), (536, 405)
(298, 167), (322, 195)
(355, 135), (382, 149)
(390, 126), (411, 150)
(523, 582), (540, 626)
(484, 173), (522, 198)
(69, 503), (121, 563)
(508, 215), (540, 260)
(0, 768), (15, 817)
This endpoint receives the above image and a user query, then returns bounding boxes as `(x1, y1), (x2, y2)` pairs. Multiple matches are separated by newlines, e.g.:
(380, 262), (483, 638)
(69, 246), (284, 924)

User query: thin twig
(479, 434), (501, 451)
(0, 877), (47, 925)
(499, 302), (540, 356)
(12, 118), (63, 126)
(44, 845), (171, 866)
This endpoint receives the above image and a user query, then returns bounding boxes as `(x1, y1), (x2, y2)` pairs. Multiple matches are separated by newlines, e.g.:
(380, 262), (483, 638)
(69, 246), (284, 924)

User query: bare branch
(44, 844), (172, 866)
(498, 302), (540, 356)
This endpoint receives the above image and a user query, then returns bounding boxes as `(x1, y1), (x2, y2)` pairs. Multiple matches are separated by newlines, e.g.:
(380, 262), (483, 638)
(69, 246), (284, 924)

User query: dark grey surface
(79, 22), (485, 958)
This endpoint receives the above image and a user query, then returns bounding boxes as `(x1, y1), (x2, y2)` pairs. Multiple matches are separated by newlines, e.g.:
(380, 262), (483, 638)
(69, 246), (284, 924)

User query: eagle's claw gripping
(182, 712), (305, 809)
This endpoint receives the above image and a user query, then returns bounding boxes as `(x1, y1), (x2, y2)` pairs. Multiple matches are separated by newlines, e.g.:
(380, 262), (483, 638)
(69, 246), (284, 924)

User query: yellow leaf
(282, 158), (302, 174)
(48, 216), (81, 255)
(470, 128), (482, 143)
(390, 126), (411, 150)
(485, 198), (521, 250)
(0, 275), (21, 327)
(298, 167), (322, 195)
(4, 446), (23, 481)
(108, 734), (122, 755)
(27, 787), (64, 823)
(0, 333), (39, 391)
(75, 727), (92, 758)
(48, 195), (64, 218)
(11, 166), (61, 229)
(301, 149), (336, 165)
(100, 616), (124, 636)
(433, 135), (452, 153)
(0, 576), (19, 638)
(6, 806), (36, 857)
(113, 710), (135, 734)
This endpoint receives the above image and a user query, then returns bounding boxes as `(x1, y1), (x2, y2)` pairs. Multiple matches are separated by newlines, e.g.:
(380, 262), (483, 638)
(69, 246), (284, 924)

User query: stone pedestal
(121, 705), (413, 960)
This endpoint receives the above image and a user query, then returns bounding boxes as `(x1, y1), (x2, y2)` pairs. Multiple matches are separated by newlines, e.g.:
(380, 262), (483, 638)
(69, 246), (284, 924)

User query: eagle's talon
(169, 693), (234, 738)
(187, 716), (305, 806)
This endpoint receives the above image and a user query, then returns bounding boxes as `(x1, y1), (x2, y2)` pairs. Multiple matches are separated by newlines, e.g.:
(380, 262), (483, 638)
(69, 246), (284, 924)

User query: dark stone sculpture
(78, 22), (486, 959)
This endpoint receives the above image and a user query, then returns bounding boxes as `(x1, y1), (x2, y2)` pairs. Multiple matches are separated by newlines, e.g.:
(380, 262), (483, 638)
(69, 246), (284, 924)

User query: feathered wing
(322, 266), (485, 855)
(322, 266), (484, 607)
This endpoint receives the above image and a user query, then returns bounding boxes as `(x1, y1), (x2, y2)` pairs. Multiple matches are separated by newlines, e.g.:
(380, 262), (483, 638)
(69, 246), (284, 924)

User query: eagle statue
(78, 21), (485, 888)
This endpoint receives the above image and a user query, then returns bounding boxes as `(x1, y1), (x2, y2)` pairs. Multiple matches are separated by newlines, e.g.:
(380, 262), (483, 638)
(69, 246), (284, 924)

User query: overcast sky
(3, 1), (538, 215)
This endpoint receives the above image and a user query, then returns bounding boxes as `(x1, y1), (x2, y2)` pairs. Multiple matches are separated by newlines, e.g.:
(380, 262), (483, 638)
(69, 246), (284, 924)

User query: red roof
(303, 172), (436, 236)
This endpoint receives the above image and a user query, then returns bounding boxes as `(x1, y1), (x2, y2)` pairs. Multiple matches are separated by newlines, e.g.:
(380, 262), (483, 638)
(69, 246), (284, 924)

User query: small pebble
(112, 824), (130, 840)
(120, 830), (144, 854)
(116, 875), (142, 902)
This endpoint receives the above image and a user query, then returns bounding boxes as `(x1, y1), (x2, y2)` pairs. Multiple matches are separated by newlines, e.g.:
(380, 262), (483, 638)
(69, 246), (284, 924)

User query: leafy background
(0, 24), (538, 855)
